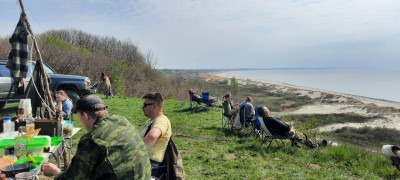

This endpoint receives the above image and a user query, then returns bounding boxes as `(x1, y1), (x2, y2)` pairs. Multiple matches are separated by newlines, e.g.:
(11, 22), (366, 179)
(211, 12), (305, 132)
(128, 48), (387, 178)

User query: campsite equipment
(0, 163), (30, 177)
(2, 117), (14, 133)
(0, 137), (48, 156)
(15, 172), (39, 180)
(15, 156), (44, 169)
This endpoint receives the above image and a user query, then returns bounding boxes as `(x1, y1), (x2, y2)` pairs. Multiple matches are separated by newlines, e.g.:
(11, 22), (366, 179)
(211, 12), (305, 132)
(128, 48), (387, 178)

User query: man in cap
(140, 92), (172, 167)
(42, 95), (151, 179)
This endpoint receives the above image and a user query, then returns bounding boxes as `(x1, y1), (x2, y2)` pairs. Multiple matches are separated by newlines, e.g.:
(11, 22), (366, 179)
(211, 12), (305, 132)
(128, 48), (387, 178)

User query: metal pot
(1, 163), (31, 177)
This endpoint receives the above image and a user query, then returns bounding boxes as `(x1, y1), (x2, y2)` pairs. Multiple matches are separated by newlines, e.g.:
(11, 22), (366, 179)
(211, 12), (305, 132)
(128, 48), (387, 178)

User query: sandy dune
(204, 72), (400, 132)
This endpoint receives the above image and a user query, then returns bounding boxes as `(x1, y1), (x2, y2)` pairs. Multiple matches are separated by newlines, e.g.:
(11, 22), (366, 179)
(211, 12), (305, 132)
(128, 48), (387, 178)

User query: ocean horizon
(215, 68), (400, 102)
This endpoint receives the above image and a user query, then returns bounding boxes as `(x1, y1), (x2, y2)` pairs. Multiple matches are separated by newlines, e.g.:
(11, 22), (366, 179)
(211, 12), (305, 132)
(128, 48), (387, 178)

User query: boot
(317, 140), (328, 147)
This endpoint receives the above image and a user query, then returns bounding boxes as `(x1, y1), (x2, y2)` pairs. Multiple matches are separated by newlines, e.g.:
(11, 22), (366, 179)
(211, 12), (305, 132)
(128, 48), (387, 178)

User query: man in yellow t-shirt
(140, 92), (172, 167)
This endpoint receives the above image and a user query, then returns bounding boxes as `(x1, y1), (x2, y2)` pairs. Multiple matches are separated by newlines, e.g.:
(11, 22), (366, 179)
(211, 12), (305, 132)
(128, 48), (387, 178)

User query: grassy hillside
(2, 96), (400, 179)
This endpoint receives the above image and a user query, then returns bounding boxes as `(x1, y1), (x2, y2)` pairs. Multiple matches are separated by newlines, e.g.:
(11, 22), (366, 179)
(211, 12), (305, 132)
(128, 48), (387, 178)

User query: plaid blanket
(6, 13), (30, 78)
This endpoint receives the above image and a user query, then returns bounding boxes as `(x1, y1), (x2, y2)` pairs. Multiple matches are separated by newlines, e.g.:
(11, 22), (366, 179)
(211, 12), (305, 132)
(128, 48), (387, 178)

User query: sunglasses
(143, 102), (156, 107)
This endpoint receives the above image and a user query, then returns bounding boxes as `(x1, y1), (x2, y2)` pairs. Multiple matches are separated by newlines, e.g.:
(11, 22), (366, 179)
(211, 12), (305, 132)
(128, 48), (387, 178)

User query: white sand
(205, 72), (400, 132)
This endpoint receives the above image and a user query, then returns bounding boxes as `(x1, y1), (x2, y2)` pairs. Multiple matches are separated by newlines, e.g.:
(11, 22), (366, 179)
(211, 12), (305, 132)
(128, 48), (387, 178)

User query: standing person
(140, 92), (172, 168)
(42, 95), (151, 179)
(101, 72), (113, 99)
(240, 96), (255, 121)
(55, 90), (73, 120)
(258, 106), (327, 148)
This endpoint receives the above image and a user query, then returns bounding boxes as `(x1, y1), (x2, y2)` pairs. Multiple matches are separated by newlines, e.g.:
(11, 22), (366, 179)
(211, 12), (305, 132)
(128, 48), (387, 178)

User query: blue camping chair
(202, 92), (210, 104)
(151, 165), (166, 180)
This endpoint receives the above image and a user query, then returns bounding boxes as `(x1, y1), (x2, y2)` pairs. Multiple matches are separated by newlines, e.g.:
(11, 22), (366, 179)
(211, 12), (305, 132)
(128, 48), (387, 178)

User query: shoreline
(201, 72), (400, 132)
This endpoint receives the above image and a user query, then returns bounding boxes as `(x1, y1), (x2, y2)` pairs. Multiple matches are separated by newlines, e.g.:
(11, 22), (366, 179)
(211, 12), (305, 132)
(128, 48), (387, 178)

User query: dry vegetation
(0, 29), (192, 99)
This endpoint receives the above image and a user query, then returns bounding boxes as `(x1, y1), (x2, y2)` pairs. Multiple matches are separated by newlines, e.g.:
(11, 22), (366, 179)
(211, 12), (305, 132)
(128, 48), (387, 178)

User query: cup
(15, 172), (39, 180)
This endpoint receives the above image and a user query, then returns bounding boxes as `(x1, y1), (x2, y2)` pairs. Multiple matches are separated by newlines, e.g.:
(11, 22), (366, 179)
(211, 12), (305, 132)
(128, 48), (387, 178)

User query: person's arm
(54, 136), (101, 180)
(143, 128), (162, 149)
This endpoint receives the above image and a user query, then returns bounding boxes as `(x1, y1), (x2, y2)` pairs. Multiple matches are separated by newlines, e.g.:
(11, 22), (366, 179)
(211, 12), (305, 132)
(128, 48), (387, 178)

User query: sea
(216, 68), (400, 102)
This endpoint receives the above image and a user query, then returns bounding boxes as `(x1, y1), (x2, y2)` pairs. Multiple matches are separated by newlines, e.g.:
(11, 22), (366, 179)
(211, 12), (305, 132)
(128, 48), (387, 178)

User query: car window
(31, 62), (55, 74)
(0, 65), (11, 77)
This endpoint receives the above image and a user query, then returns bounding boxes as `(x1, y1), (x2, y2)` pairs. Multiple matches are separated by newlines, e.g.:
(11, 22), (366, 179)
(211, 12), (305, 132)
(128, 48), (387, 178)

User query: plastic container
(15, 156), (45, 169)
(26, 113), (35, 133)
(2, 117), (14, 133)
(0, 137), (48, 157)
(51, 137), (64, 146)
(63, 121), (73, 137)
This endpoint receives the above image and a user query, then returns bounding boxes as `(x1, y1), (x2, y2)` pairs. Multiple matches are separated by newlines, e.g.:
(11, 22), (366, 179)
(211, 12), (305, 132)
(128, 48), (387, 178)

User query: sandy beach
(201, 71), (400, 132)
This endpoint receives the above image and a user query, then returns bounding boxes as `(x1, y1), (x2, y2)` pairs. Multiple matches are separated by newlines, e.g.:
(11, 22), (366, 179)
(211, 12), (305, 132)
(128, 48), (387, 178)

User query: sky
(0, 0), (399, 69)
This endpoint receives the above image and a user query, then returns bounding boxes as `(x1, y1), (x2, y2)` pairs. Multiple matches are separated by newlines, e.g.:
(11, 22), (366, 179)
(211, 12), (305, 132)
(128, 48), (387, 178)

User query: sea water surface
(218, 68), (400, 102)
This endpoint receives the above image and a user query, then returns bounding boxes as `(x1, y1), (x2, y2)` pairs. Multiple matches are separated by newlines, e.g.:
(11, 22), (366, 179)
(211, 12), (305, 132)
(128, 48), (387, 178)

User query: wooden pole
(18, 0), (56, 116)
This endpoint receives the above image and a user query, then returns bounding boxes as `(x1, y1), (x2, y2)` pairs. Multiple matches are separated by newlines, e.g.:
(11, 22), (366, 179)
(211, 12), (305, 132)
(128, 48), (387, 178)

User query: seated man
(140, 92), (172, 167)
(240, 96), (255, 121)
(188, 89), (203, 105)
(258, 106), (327, 148)
(55, 90), (73, 119)
(42, 95), (151, 179)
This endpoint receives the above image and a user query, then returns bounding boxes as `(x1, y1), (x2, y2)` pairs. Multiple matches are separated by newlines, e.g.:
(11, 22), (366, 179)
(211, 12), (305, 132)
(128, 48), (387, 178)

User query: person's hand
(42, 162), (61, 177)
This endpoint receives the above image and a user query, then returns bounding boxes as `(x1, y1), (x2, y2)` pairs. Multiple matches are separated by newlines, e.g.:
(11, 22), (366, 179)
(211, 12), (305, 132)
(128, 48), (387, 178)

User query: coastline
(201, 71), (400, 132)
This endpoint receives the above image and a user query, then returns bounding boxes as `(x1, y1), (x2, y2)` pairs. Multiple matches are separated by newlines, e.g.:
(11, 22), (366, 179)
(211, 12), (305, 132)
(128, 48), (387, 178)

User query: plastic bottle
(15, 127), (28, 159)
(26, 113), (35, 133)
(17, 107), (25, 122)
(35, 107), (41, 120)
(2, 117), (12, 133)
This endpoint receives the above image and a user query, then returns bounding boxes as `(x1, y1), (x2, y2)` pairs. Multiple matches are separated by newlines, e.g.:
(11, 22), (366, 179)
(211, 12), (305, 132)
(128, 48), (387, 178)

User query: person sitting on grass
(258, 106), (327, 148)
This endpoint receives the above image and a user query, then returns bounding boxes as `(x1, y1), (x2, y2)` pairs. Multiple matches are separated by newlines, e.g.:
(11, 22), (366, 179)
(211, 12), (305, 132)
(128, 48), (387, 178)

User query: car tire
(0, 101), (7, 110)
(65, 90), (80, 113)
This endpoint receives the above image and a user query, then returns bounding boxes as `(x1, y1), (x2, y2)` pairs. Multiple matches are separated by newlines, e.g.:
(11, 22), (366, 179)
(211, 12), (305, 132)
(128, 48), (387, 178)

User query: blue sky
(1, 0), (399, 69)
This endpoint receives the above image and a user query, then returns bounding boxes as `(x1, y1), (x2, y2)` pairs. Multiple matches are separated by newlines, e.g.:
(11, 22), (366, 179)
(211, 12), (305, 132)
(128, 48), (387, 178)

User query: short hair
(142, 92), (164, 107)
(56, 90), (67, 97)
(224, 92), (231, 99)
(257, 106), (266, 117)
(245, 96), (253, 102)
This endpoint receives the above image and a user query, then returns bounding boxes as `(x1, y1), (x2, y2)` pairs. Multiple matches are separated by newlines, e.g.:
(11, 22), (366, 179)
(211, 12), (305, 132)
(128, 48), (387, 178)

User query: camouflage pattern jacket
(55, 114), (151, 180)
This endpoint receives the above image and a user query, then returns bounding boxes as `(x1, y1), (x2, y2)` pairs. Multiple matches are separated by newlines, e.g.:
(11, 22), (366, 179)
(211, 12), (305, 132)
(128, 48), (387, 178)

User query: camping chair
(151, 165), (166, 180)
(221, 101), (231, 129)
(201, 92), (211, 106)
(189, 91), (202, 108)
(258, 116), (291, 149)
(239, 106), (255, 137)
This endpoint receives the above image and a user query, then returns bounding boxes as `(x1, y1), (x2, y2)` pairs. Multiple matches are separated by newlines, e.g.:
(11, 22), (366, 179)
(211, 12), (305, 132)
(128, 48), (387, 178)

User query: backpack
(163, 137), (186, 180)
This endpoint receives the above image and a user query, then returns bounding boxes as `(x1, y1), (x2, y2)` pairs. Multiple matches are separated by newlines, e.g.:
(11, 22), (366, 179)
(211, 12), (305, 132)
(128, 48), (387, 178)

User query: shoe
(318, 140), (328, 147)
(291, 142), (301, 148)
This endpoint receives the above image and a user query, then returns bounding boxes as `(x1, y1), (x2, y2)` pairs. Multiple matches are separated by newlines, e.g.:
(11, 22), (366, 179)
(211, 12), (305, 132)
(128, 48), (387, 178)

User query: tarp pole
(18, 0), (56, 115)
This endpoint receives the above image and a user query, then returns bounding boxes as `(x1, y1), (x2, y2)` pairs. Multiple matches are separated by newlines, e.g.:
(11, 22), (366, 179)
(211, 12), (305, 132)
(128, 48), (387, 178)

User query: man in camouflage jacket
(42, 95), (151, 179)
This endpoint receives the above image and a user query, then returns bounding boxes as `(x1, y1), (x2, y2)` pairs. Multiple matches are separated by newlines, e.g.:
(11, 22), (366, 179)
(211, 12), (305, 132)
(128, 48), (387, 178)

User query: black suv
(0, 60), (93, 110)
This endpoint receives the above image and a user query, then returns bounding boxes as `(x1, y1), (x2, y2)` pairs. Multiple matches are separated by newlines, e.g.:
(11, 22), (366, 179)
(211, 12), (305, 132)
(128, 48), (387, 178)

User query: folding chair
(239, 106), (255, 137)
(202, 92), (216, 107)
(221, 101), (231, 129)
(189, 91), (202, 108)
(151, 165), (166, 180)
(258, 116), (290, 149)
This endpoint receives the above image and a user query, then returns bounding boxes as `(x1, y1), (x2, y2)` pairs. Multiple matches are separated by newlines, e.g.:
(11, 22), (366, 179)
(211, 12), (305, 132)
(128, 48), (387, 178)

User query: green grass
(2, 95), (400, 179)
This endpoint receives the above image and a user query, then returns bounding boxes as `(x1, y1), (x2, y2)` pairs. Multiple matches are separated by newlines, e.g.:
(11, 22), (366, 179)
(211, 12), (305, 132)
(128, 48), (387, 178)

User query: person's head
(245, 96), (253, 103)
(56, 90), (68, 102)
(75, 95), (108, 130)
(101, 72), (107, 80)
(257, 106), (271, 118)
(142, 92), (164, 119)
(188, 89), (194, 93)
(224, 92), (232, 101)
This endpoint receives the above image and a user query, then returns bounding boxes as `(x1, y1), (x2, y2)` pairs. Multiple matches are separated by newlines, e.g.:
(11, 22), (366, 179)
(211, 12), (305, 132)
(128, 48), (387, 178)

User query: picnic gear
(15, 156), (44, 169)
(1, 163), (30, 177)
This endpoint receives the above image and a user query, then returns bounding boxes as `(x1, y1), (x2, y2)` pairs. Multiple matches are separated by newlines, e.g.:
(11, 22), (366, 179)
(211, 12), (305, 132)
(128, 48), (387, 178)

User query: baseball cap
(74, 95), (107, 113)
